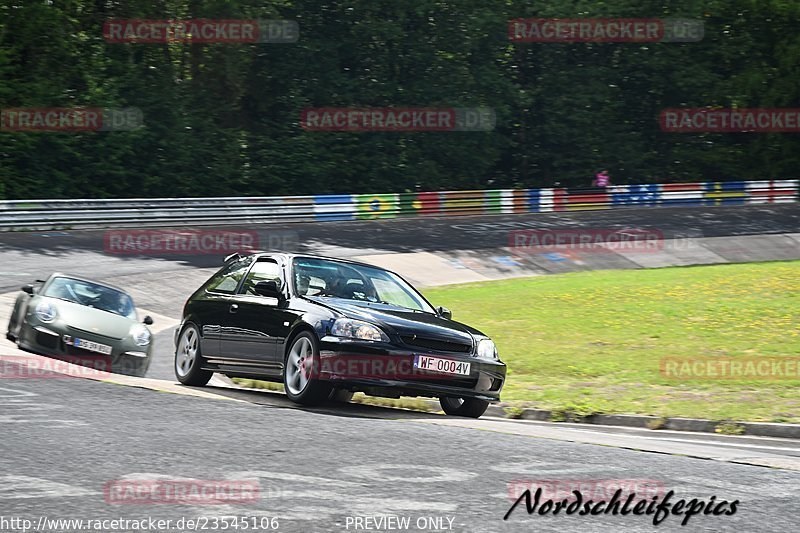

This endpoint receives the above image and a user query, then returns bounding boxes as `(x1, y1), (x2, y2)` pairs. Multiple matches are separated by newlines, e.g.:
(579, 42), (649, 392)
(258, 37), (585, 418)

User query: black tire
(174, 323), (212, 386)
(440, 397), (490, 418)
(329, 389), (354, 403)
(283, 331), (332, 406)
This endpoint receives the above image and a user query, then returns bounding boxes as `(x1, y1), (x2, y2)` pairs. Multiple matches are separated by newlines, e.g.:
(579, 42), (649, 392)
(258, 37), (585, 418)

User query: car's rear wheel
(440, 397), (489, 418)
(175, 324), (212, 386)
(283, 332), (331, 405)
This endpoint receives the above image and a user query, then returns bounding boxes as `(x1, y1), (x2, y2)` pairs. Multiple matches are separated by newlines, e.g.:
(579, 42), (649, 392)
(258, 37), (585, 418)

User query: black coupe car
(174, 253), (505, 417)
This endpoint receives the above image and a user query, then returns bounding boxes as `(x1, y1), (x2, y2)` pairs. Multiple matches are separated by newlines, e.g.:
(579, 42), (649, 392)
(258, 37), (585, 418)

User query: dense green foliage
(1, 1), (799, 199)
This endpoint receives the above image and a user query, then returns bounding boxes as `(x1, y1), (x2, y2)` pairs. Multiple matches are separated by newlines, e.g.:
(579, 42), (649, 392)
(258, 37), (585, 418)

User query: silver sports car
(5, 273), (154, 377)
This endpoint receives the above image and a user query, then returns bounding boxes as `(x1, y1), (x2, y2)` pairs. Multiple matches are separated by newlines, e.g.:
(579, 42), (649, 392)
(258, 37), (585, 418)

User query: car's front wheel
(283, 332), (332, 405)
(175, 324), (212, 386)
(440, 397), (489, 418)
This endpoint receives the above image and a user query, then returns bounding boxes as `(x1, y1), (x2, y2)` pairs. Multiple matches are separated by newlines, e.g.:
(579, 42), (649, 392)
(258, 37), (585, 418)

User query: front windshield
(43, 277), (137, 319)
(292, 258), (434, 313)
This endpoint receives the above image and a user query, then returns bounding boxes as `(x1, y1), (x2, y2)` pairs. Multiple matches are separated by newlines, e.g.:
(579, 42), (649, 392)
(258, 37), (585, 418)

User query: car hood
(39, 297), (136, 339)
(310, 298), (484, 341)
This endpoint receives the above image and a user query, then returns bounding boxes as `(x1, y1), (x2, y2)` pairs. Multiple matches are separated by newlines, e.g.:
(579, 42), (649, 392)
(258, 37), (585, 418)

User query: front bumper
(17, 319), (152, 377)
(317, 336), (506, 401)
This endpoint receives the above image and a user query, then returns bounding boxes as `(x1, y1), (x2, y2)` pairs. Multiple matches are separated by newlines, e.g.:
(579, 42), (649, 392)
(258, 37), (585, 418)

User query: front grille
(400, 335), (472, 354)
(407, 376), (479, 389)
(35, 331), (59, 350)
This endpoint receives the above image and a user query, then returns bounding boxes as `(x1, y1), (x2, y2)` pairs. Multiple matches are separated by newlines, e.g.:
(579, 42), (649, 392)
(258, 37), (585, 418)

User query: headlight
(34, 301), (57, 323)
(130, 324), (151, 346)
(330, 318), (389, 342)
(477, 338), (498, 359)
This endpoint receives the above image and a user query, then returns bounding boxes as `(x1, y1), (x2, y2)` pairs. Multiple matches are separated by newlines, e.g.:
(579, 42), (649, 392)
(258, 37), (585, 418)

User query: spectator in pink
(593, 170), (611, 188)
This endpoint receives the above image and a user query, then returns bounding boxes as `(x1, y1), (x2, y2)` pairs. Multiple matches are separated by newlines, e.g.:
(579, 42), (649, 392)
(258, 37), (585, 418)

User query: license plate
(413, 355), (471, 376)
(71, 338), (112, 355)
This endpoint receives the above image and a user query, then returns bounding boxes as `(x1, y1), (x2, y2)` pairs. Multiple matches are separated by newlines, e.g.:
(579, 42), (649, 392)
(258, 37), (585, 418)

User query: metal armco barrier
(0, 180), (797, 230)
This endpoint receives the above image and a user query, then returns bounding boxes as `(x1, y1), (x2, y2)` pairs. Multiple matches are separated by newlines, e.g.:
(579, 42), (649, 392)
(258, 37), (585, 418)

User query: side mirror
(21, 284), (35, 295)
(143, 315), (154, 325)
(436, 306), (452, 320)
(254, 280), (283, 299)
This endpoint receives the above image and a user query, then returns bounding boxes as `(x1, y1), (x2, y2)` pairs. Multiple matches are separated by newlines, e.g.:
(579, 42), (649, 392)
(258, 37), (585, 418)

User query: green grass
(232, 378), (283, 392)
(423, 261), (800, 423)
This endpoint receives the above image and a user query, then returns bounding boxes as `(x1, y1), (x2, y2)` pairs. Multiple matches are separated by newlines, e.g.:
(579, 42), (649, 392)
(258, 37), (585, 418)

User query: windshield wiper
(309, 295), (428, 313)
(44, 296), (79, 304)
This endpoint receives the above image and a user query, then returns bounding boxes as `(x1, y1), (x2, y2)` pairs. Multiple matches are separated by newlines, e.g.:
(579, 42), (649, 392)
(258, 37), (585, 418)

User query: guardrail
(0, 180), (797, 230)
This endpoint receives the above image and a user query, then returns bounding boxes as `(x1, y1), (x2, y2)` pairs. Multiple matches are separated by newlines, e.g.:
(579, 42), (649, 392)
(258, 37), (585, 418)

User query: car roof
(230, 251), (436, 310)
(46, 272), (132, 296)
(229, 251), (383, 271)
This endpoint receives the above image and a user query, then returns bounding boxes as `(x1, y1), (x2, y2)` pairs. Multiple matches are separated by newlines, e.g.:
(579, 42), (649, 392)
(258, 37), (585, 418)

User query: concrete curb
(233, 390), (800, 440)
(0, 351), (247, 403)
(480, 405), (800, 439)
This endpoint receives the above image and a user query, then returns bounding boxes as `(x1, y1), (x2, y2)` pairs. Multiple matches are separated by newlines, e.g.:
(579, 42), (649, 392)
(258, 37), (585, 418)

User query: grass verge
(423, 261), (800, 423)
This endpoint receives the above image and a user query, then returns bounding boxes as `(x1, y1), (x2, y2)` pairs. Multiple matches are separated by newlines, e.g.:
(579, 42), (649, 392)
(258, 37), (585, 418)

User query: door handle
(229, 304), (238, 313)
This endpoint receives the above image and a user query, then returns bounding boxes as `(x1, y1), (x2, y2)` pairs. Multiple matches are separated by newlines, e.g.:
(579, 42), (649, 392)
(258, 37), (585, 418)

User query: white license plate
(72, 338), (112, 355)
(413, 355), (471, 376)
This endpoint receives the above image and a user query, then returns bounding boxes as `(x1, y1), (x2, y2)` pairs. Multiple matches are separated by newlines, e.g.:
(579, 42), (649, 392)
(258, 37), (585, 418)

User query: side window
(205, 258), (254, 294)
(241, 260), (282, 295)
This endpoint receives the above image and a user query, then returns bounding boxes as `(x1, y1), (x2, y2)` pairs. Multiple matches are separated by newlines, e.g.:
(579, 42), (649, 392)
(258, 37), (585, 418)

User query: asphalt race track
(2, 374), (800, 533)
(1, 204), (800, 532)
